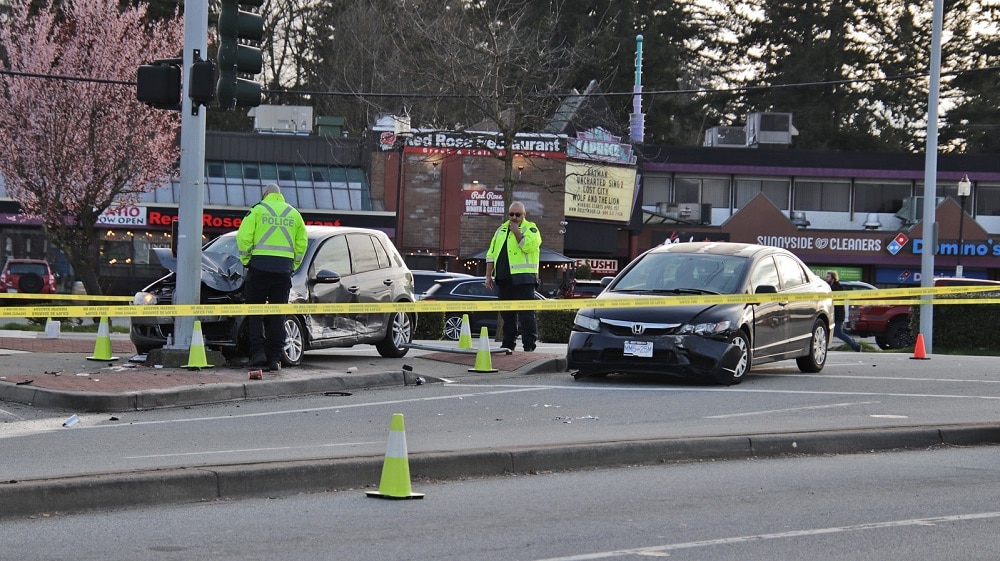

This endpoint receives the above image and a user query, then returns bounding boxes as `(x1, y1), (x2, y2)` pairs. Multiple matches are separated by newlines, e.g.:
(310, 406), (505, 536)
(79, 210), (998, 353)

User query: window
(976, 185), (1000, 216)
(347, 233), (380, 273)
(854, 181), (911, 213)
(312, 235), (350, 275)
(672, 176), (730, 209)
(794, 180), (850, 212)
(736, 178), (789, 210)
(750, 257), (780, 292)
(643, 174), (670, 205)
(775, 255), (807, 289)
(674, 177), (699, 203)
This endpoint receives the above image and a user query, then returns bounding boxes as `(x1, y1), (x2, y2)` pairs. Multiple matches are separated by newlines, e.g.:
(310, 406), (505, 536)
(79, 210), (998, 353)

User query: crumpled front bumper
(566, 330), (742, 383)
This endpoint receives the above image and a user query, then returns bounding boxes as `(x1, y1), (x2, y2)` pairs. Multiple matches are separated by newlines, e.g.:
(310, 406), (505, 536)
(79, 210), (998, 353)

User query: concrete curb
(4, 423), (999, 520)
(0, 371), (426, 412)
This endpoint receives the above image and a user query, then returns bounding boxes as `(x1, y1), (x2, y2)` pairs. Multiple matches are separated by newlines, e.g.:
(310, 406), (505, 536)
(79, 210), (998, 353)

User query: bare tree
(0, 0), (182, 295)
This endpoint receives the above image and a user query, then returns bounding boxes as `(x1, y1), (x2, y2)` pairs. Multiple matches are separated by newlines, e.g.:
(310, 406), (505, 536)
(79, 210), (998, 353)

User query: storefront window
(794, 180), (850, 212)
(855, 181), (912, 213)
(976, 185), (1000, 216)
(736, 178), (789, 210)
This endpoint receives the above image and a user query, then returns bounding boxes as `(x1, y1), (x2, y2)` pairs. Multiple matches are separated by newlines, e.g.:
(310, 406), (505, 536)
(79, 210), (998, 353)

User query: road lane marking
(530, 511), (1000, 560)
(704, 401), (880, 419)
(760, 373), (1000, 383)
(70, 387), (551, 430)
(124, 441), (383, 459)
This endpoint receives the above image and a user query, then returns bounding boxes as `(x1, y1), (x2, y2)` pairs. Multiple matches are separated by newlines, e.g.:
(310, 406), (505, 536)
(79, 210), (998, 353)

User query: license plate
(7, 288), (16, 293)
(624, 340), (653, 358)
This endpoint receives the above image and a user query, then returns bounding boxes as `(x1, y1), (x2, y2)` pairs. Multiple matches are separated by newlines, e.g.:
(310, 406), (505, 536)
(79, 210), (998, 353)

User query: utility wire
(2, 65), (997, 97)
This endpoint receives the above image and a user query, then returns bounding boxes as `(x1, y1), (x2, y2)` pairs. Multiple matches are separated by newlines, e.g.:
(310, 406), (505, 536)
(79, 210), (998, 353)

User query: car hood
(584, 291), (740, 323)
(152, 248), (245, 292)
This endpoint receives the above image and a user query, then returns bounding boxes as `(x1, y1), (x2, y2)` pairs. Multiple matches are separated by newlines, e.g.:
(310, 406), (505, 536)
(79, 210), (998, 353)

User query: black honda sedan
(567, 242), (833, 385)
(131, 226), (416, 365)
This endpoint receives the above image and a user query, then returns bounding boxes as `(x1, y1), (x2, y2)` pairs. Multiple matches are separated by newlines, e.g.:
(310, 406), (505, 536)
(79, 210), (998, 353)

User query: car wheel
(717, 329), (751, 385)
(443, 314), (463, 341)
(18, 272), (44, 293)
(874, 334), (891, 350)
(884, 319), (914, 350)
(796, 319), (829, 373)
(281, 316), (305, 366)
(376, 311), (413, 358)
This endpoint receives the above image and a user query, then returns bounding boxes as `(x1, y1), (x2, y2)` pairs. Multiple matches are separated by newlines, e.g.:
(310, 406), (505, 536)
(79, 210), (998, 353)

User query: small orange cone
(910, 333), (930, 360)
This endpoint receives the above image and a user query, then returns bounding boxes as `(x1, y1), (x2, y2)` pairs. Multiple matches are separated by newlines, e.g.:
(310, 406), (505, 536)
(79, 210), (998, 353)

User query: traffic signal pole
(170, 0), (210, 351)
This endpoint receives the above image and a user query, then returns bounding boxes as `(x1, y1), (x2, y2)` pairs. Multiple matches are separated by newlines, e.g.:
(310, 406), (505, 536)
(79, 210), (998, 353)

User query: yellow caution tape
(0, 284), (997, 319)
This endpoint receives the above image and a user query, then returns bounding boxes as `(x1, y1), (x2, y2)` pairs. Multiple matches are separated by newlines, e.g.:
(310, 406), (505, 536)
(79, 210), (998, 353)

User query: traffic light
(136, 60), (181, 109)
(216, 0), (265, 108)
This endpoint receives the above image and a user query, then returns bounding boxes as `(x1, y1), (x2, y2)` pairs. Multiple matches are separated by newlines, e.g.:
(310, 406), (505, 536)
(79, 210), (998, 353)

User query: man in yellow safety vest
(237, 183), (308, 371)
(485, 201), (541, 352)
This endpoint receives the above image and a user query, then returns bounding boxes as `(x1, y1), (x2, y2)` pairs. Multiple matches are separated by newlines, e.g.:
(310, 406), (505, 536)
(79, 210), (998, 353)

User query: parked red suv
(1, 258), (58, 300)
(848, 277), (1000, 350)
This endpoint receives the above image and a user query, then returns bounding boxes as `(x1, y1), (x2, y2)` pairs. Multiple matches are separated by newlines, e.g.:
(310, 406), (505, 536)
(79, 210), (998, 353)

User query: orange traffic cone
(910, 333), (930, 360)
(366, 413), (424, 500)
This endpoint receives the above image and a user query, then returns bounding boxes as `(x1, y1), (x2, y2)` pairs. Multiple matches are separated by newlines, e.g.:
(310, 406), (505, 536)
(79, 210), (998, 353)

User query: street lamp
(955, 174), (971, 277)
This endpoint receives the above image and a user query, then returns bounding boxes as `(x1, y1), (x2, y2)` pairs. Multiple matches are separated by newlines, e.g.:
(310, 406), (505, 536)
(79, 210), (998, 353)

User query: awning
(462, 247), (575, 264)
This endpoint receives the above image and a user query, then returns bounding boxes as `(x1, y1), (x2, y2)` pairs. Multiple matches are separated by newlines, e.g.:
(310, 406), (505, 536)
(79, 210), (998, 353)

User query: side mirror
(311, 270), (342, 284)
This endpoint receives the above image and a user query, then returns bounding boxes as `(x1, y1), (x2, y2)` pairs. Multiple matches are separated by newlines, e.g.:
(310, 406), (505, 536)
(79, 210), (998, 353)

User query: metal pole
(171, 0), (209, 350)
(394, 146), (404, 246)
(956, 195), (966, 277)
(918, 0), (944, 353)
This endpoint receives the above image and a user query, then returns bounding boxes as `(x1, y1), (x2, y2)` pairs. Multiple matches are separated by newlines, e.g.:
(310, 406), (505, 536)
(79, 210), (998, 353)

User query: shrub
(538, 310), (574, 343)
(414, 312), (444, 340)
(911, 290), (1000, 353)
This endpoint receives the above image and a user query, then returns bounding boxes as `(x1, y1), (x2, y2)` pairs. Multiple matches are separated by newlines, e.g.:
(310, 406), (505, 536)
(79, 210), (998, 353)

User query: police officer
(485, 201), (541, 352)
(237, 184), (308, 371)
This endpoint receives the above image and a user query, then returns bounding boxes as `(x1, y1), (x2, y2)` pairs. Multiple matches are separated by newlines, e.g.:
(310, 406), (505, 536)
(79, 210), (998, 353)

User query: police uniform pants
(244, 268), (292, 362)
(497, 281), (537, 349)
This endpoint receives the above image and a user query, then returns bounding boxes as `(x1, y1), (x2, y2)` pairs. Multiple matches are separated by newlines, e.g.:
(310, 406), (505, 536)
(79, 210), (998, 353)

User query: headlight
(678, 320), (731, 336)
(133, 291), (157, 305)
(573, 312), (601, 332)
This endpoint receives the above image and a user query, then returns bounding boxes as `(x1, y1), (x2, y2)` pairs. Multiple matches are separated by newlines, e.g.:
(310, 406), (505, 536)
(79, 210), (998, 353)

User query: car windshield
(612, 252), (747, 294)
(204, 235), (241, 258)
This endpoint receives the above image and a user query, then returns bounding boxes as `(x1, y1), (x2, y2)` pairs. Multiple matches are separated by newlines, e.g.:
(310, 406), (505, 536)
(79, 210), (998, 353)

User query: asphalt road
(2, 349), (999, 483)
(3, 445), (999, 561)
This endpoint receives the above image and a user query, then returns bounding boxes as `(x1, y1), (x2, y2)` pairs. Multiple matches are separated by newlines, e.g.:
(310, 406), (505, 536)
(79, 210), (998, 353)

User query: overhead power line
(2, 65), (997, 98)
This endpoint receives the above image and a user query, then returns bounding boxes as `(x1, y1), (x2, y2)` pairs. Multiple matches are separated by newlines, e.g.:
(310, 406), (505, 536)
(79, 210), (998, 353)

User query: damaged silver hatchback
(130, 226), (416, 366)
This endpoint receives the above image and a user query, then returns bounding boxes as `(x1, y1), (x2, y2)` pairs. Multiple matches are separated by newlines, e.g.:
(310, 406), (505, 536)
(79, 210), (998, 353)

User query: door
(307, 234), (357, 342)
(747, 256), (788, 358)
(774, 254), (815, 355)
(347, 233), (396, 338)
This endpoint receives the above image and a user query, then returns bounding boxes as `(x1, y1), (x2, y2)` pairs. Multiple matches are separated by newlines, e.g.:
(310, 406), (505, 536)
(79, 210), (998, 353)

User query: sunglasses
(509, 212), (522, 217)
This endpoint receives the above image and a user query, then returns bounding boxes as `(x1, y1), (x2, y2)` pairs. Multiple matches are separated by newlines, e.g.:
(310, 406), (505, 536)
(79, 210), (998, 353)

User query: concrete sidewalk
(0, 329), (564, 411)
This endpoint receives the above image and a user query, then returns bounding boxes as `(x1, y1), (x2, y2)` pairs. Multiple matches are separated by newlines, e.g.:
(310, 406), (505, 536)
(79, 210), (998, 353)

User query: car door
(773, 254), (815, 355)
(347, 233), (396, 339)
(747, 255), (788, 359)
(307, 234), (357, 342)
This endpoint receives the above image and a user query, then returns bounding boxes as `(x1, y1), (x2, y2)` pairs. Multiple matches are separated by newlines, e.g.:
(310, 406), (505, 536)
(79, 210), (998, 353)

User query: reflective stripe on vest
(254, 202), (296, 255)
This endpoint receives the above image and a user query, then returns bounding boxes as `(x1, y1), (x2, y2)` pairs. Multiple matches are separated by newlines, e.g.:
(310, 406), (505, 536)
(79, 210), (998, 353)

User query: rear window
(6, 263), (49, 275)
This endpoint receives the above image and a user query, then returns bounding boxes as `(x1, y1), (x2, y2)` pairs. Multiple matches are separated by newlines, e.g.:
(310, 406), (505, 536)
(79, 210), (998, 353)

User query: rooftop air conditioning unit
(746, 112), (798, 146)
(703, 126), (747, 147)
(250, 105), (314, 135)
